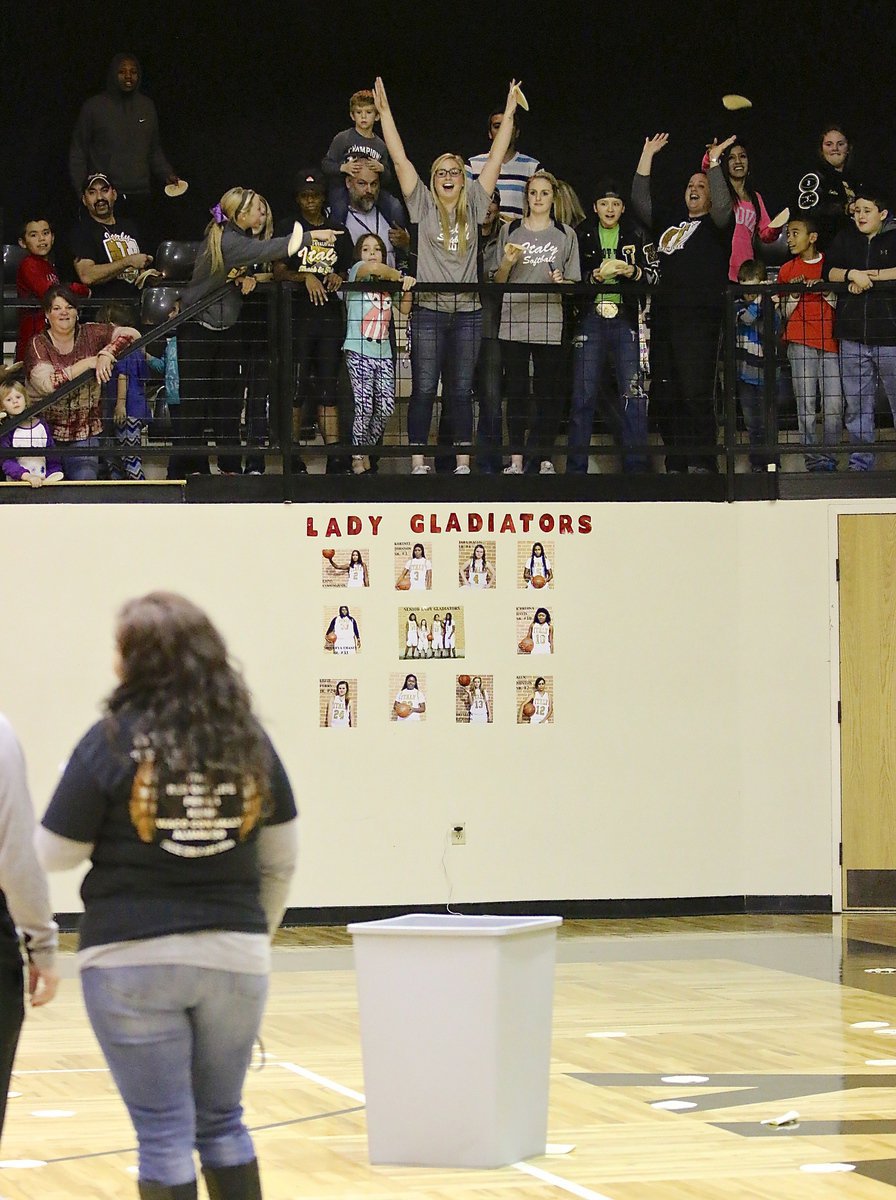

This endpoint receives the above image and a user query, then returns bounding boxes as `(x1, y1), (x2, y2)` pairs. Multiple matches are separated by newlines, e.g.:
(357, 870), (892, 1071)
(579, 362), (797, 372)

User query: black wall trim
(52, 895), (832, 933)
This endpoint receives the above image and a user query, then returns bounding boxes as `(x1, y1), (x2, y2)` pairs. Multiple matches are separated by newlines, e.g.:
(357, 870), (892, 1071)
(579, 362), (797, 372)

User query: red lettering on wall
(306, 518), (318, 537)
(410, 514), (424, 533)
(520, 513), (534, 532)
(539, 514), (555, 533)
(578, 515), (592, 534)
(559, 515), (573, 534)
(445, 512), (461, 533)
(347, 516), (362, 535)
(469, 513), (482, 532)
(369, 516), (383, 536)
(326, 518), (342, 537)
(500, 515), (517, 534)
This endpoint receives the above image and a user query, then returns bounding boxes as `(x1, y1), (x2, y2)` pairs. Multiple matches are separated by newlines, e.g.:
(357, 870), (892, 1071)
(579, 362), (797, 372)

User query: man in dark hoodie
(824, 186), (896, 469)
(69, 54), (181, 247)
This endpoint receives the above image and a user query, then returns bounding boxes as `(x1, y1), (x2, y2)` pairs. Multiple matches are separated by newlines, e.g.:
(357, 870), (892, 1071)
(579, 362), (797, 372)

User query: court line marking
(511, 1161), (615, 1199)
(275, 1062), (615, 1198)
(12, 1068), (110, 1075)
(0, 1106), (364, 1168)
(277, 1062), (366, 1103)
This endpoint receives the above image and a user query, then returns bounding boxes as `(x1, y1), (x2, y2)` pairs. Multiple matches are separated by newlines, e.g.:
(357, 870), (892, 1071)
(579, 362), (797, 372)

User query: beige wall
(1, 498), (866, 914)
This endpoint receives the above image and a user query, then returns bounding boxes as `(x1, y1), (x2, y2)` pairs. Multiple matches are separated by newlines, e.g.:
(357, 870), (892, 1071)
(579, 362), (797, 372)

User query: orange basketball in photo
(325, 631), (337, 644)
(522, 701), (536, 717)
(322, 548), (336, 560)
(531, 574), (547, 589)
(519, 636), (534, 654)
(458, 674), (471, 687)
(396, 578), (411, 590)
(395, 702), (412, 718)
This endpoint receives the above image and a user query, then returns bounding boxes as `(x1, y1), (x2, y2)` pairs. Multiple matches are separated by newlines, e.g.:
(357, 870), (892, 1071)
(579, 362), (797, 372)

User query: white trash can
(348, 912), (562, 1168)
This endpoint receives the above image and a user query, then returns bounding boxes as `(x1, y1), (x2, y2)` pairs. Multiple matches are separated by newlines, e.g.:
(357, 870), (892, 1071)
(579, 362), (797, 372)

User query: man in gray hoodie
(0, 713), (58, 1146)
(69, 53), (181, 246)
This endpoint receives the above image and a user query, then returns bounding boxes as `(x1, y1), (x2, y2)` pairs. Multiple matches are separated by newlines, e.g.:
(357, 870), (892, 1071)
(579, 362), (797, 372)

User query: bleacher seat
(142, 284), (182, 327)
(3, 244), (28, 352)
(154, 241), (202, 281)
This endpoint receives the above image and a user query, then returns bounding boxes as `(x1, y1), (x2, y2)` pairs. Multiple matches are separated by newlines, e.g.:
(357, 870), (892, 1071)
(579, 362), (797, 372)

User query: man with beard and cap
(69, 53), (181, 247)
(631, 132), (735, 474)
(70, 173), (155, 305)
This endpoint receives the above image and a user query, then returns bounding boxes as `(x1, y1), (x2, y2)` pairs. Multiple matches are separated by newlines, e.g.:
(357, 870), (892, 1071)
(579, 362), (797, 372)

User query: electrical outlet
(451, 824), (466, 846)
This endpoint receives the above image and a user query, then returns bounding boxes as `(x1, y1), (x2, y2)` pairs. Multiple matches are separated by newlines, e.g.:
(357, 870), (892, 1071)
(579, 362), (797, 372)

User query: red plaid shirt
(25, 323), (138, 442)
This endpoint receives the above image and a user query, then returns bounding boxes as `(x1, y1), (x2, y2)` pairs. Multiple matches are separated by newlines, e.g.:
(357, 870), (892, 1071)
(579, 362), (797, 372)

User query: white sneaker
(503, 463), (523, 474)
(454, 464), (471, 475)
(411, 464), (431, 475)
(539, 461), (556, 474)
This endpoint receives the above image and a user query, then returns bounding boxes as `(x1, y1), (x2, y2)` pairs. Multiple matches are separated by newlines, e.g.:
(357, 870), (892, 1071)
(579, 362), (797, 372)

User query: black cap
(594, 178), (625, 202)
(81, 172), (115, 193)
(295, 168), (325, 194)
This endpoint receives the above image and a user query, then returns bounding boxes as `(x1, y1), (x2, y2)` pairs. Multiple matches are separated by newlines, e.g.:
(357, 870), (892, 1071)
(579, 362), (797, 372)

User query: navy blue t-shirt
(42, 713), (296, 950)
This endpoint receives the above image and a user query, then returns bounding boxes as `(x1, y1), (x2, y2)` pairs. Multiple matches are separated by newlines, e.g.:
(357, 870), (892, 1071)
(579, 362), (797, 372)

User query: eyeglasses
(434, 167), (462, 179)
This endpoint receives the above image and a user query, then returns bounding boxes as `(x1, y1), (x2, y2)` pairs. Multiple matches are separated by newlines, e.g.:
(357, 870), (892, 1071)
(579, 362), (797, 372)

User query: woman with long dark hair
(36, 592), (298, 1200)
(331, 548), (369, 588)
(701, 141), (779, 280)
(794, 124), (864, 250)
(460, 543), (493, 588)
(326, 680), (353, 728)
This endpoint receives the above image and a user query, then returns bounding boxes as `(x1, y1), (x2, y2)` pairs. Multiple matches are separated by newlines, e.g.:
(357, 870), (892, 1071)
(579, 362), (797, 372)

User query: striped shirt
(466, 151), (542, 221)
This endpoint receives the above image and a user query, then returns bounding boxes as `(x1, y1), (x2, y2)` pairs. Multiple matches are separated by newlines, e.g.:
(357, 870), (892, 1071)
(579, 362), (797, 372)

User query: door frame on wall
(829, 499), (896, 913)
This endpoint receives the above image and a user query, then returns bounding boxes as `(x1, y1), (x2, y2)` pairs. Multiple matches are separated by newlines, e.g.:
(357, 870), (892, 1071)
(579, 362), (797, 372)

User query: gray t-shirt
(406, 177), (490, 312)
(497, 219), (581, 344)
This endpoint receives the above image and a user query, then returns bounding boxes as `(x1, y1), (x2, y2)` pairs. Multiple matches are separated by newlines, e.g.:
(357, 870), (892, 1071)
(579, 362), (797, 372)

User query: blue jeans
(58, 435), (101, 480)
(82, 964), (268, 1186)
(839, 339), (896, 470)
(408, 306), (482, 446)
(566, 310), (647, 473)
(737, 379), (780, 469)
(787, 342), (844, 470)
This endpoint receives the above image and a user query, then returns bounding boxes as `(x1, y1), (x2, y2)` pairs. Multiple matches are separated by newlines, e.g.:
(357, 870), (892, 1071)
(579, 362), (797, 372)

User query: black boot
(137, 1181), (198, 1200)
(202, 1159), (262, 1200)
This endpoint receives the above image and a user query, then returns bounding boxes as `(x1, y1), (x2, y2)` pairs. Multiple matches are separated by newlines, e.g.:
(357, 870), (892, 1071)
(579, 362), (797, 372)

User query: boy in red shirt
(16, 217), (89, 361)
(778, 216), (843, 471)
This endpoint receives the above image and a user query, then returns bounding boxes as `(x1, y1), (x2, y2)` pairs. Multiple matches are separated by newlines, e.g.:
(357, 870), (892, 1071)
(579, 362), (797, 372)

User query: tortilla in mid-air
(768, 207), (791, 230)
(164, 180), (189, 198)
(722, 94), (752, 111)
(513, 84), (529, 111)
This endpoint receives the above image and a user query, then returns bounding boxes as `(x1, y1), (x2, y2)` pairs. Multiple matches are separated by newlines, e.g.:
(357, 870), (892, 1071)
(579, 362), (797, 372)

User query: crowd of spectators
(5, 53), (896, 482)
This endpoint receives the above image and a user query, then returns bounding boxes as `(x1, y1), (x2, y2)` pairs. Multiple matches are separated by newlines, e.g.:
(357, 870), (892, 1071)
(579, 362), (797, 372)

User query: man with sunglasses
(71, 173), (155, 303)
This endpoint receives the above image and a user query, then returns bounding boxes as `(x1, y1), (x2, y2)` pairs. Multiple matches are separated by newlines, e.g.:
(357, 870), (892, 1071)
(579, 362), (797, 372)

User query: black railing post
(277, 282), (294, 482)
(762, 284), (778, 477)
(723, 286), (738, 500)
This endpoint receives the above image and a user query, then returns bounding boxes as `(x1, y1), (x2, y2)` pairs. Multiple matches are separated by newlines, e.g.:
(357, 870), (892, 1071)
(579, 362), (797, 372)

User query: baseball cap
(81, 172), (115, 193)
(594, 179), (625, 202)
(295, 168), (325, 194)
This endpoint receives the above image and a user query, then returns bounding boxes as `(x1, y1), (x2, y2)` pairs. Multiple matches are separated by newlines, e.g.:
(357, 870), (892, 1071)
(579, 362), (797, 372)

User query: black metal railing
(2, 277), (894, 492)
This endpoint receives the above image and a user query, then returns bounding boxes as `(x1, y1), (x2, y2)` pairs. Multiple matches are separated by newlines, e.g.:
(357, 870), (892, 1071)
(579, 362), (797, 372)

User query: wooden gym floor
(5, 914), (896, 1199)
